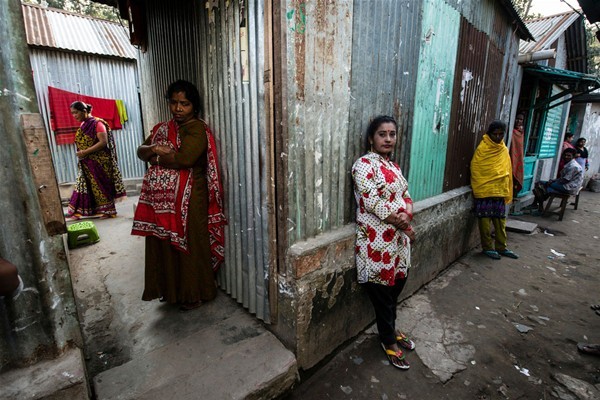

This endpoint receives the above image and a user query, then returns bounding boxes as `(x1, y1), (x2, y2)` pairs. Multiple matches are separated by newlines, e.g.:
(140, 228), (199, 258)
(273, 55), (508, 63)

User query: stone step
(93, 313), (298, 400)
(0, 348), (89, 399)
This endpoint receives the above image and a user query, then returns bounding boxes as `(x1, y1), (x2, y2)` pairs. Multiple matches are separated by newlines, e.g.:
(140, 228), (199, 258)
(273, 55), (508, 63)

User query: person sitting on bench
(533, 148), (583, 209)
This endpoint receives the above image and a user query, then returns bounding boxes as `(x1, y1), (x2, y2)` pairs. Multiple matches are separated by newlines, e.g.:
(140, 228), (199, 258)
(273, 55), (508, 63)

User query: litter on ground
(550, 249), (565, 257)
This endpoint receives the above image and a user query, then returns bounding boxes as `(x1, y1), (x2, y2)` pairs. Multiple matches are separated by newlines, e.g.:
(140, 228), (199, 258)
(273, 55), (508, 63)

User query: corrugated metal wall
(199, 0), (270, 321)
(137, 1), (200, 131)
(284, 0), (354, 243)
(29, 49), (146, 183)
(284, 0), (524, 234)
(138, 0), (271, 322)
(407, 0), (460, 201)
(347, 0), (422, 207)
(443, 18), (506, 190)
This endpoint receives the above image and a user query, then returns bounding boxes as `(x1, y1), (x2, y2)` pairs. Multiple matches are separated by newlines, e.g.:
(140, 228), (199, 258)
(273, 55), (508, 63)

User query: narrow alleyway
(285, 190), (600, 400)
(67, 196), (296, 399)
(65, 191), (600, 399)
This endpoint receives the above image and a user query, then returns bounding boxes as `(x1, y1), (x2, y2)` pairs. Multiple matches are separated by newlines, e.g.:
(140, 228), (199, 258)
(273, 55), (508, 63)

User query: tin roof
(21, 2), (137, 60)
(520, 11), (583, 54)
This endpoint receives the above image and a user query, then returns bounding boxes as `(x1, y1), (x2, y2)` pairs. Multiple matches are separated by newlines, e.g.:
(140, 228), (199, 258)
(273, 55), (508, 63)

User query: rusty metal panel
(28, 48), (146, 183)
(443, 18), (507, 191)
(138, 0), (271, 322)
(284, 0), (354, 242)
(21, 2), (136, 60)
(346, 0), (422, 206)
(407, 0), (460, 201)
(445, 0), (511, 51)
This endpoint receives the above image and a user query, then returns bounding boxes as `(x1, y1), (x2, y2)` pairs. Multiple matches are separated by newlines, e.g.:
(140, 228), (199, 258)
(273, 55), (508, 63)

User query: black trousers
(362, 278), (407, 346)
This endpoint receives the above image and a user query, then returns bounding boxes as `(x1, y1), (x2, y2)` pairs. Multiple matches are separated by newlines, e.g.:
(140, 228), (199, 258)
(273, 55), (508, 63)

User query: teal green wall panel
(538, 86), (567, 159)
(408, 0), (460, 200)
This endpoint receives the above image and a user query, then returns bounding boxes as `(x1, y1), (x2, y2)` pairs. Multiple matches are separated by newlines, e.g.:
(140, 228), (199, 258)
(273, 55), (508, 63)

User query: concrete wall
(576, 102), (600, 177)
(272, 187), (478, 370)
(0, 1), (88, 397)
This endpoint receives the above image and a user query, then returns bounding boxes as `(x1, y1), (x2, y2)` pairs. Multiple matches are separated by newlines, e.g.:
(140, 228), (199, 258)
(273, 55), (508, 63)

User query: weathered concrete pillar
(0, 0), (85, 396)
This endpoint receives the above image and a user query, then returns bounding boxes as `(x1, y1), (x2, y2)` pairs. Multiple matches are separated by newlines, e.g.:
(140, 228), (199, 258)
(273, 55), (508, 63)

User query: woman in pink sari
(65, 101), (126, 220)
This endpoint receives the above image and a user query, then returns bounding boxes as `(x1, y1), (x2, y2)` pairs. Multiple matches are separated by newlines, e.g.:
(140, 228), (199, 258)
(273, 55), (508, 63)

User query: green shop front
(516, 65), (600, 197)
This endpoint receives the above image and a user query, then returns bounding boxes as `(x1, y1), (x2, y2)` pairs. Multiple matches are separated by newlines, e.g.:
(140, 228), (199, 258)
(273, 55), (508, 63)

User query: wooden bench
(542, 187), (582, 221)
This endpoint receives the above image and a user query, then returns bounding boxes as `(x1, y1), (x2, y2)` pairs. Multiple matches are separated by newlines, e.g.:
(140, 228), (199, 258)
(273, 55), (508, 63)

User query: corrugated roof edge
(498, 0), (536, 42)
(22, 2), (136, 60)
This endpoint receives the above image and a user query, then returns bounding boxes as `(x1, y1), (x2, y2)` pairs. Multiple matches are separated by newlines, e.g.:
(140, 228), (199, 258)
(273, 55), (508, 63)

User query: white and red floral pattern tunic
(352, 151), (413, 286)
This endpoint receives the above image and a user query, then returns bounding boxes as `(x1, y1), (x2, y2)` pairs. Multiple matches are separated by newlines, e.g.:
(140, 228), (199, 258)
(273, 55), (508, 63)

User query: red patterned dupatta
(204, 123), (227, 271)
(132, 119), (227, 270)
(132, 120), (193, 252)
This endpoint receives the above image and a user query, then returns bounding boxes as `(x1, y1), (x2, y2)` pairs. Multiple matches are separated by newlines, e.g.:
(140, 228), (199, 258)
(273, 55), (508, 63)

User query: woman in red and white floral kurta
(352, 115), (416, 370)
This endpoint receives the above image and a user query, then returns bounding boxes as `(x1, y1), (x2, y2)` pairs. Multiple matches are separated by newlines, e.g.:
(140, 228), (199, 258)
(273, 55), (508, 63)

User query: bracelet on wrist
(156, 155), (161, 166)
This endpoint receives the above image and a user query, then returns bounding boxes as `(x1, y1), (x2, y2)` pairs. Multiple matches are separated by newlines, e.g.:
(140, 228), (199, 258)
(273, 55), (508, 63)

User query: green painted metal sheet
(538, 86), (566, 159)
(517, 156), (537, 197)
(408, 0), (460, 201)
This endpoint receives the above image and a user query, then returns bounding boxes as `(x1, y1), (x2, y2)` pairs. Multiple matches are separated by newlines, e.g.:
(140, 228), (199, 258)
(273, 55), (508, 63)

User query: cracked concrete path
(286, 190), (600, 400)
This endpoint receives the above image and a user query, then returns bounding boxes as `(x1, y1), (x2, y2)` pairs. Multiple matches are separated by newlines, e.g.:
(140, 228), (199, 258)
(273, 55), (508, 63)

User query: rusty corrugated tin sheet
(445, 0), (532, 42)
(21, 2), (136, 60)
(520, 11), (581, 54)
(137, 0), (271, 322)
(285, 0), (354, 242)
(444, 17), (508, 191)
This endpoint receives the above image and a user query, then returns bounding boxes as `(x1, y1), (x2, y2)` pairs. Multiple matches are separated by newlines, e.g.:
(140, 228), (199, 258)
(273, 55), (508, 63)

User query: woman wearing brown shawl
(132, 80), (226, 311)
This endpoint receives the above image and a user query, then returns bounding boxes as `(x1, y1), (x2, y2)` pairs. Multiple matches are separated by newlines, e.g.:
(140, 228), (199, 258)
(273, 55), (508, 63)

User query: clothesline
(48, 86), (128, 145)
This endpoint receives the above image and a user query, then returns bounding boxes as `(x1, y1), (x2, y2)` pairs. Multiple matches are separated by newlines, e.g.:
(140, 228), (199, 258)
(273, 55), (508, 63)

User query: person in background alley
(533, 148), (583, 210)
(0, 257), (23, 299)
(132, 80), (226, 312)
(574, 137), (589, 171)
(352, 115), (416, 370)
(510, 113), (525, 197)
(470, 120), (519, 260)
(557, 132), (576, 176)
(562, 132), (576, 151)
(65, 101), (127, 220)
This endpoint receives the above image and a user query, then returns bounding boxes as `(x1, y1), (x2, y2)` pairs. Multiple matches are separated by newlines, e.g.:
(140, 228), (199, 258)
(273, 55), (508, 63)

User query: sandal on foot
(498, 249), (519, 259)
(483, 250), (501, 260)
(65, 213), (81, 221)
(396, 331), (416, 350)
(591, 304), (600, 311)
(577, 343), (600, 356)
(179, 301), (202, 311)
(381, 343), (409, 370)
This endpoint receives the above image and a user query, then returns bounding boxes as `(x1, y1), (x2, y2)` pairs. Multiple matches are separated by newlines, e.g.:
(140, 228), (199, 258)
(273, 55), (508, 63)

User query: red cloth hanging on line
(48, 86), (122, 145)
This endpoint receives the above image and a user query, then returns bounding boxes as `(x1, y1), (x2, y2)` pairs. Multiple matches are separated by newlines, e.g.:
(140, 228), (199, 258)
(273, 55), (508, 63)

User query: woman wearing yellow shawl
(470, 120), (519, 260)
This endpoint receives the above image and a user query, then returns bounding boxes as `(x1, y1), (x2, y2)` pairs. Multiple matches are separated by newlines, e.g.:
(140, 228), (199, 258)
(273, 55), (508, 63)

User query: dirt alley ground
(285, 190), (600, 400)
